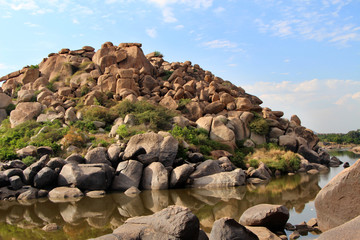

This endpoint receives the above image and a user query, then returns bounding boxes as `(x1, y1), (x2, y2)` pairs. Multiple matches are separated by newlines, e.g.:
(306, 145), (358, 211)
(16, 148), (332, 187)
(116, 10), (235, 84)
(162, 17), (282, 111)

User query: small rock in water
(343, 162), (350, 168)
(124, 186), (141, 197)
(285, 222), (296, 231)
(86, 190), (106, 198)
(290, 231), (300, 239)
(307, 218), (318, 227)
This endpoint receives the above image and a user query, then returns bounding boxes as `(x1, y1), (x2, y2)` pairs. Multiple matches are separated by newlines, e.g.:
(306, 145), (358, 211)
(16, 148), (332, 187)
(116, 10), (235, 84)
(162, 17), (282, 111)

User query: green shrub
(5, 103), (15, 115)
(22, 156), (37, 166)
(116, 124), (146, 140)
(82, 106), (118, 125)
(177, 98), (191, 112)
(29, 64), (39, 69)
(91, 138), (111, 148)
(154, 51), (162, 57)
(249, 116), (269, 135)
(110, 100), (175, 131)
(72, 120), (97, 133)
(245, 148), (301, 173)
(0, 120), (67, 161)
(161, 70), (174, 81)
(249, 159), (259, 168)
(12, 84), (22, 98)
(29, 120), (67, 153)
(80, 85), (90, 96)
(169, 125), (231, 156)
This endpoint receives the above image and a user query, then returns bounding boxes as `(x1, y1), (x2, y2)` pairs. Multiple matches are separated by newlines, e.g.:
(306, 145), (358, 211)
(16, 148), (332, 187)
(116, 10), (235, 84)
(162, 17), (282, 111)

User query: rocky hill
(0, 41), (335, 200)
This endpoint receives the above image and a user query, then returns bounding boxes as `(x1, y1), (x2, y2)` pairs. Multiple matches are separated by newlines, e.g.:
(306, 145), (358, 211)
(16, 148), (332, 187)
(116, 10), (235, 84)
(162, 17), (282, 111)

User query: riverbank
(319, 142), (360, 154)
(0, 150), (358, 239)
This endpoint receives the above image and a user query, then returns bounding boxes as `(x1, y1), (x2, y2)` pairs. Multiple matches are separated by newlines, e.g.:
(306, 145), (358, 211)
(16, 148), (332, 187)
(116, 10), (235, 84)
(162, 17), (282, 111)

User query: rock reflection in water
(0, 173), (321, 239)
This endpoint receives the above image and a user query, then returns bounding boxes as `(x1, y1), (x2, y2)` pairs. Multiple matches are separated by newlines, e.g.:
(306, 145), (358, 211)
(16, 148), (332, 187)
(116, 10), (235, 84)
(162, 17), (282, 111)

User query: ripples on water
(0, 151), (358, 239)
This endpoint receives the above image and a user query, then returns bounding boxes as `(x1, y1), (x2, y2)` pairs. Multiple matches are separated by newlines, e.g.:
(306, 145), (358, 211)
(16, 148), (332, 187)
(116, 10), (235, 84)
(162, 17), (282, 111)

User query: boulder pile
(0, 41), (327, 200)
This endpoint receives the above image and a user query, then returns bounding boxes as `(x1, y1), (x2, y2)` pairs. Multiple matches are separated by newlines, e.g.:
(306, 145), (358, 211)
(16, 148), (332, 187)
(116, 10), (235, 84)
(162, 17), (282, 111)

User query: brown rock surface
(315, 159), (360, 231)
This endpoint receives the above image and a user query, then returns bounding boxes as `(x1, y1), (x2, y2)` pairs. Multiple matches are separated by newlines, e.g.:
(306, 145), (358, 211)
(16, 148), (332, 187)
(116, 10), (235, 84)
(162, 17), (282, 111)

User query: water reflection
(0, 173), (321, 239)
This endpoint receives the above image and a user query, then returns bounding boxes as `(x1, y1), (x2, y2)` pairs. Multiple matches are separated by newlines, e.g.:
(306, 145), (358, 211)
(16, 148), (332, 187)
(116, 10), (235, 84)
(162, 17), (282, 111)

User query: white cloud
(10, 0), (38, 11)
(148, 0), (213, 8)
(73, 18), (79, 24)
(284, 59), (290, 63)
(243, 78), (360, 132)
(24, 21), (39, 27)
(148, 0), (213, 23)
(162, 7), (177, 22)
(175, 24), (184, 30)
(213, 6), (225, 14)
(254, 0), (360, 45)
(146, 28), (157, 38)
(203, 39), (237, 48)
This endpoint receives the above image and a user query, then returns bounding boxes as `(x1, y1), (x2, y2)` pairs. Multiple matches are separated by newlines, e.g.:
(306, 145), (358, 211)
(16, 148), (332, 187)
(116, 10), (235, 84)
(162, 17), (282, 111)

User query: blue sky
(0, 0), (359, 133)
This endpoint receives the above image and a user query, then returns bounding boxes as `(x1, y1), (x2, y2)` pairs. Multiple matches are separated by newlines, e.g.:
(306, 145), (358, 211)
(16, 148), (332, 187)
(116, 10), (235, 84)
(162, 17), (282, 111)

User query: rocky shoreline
(0, 41), (358, 239)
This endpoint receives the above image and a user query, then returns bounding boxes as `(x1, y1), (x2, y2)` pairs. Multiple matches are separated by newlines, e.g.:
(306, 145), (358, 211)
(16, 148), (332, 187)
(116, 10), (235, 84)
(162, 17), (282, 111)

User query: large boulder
(210, 218), (259, 240)
(170, 164), (195, 188)
(279, 135), (297, 152)
(0, 93), (12, 109)
(111, 160), (143, 191)
(118, 45), (154, 75)
(21, 68), (40, 85)
(210, 116), (235, 147)
(48, 187), (83, 202)
(33, 167), (58, 189)
(10, 102), (42, 127)
(85, 147), (112, 166)
(23, 156), (48, 184)
(141, 162), (168, 190)
(58, 163), (114, 191)
(239, 204), (289, 231)
(191, 169), (246, 188)
(189, 160), (223, 179)
(110, 206), (200, 240)
(315, 159), (360, 231)
(123, 132), (178, 167)
(297, 145), (319, 163)
(317, 215), (360, 240)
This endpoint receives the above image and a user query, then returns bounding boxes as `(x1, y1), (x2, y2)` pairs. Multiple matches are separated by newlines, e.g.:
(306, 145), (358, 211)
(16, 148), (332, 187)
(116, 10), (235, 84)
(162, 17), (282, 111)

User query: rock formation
(0, 41), (324, 200)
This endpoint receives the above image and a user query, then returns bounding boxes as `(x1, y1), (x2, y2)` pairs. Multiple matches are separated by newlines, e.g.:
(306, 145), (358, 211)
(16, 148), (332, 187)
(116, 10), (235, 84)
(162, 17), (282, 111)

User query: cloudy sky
(0, 0), (359, 133)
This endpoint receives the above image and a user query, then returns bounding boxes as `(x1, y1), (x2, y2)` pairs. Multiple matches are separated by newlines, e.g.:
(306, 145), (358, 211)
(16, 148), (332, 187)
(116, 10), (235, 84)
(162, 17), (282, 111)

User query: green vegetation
(29, 64), (39, 69)
(0, 119), (67, 161)
(249, 114), (269, 135)
(12, 84), (22, 98)
(116, 124), (146, 140)
(81, 105), (117, 126)
(47, 74), (60, 92)
(177, 98), (191, 112)
(110, 100), (175, 131)
(5, 103), (15, 115)
(318, 129), (360, 144)
(169, 125), (231, 156)
(154, 51), (162, 57)
(22, 156), (37, 166)
(161, 70), (174, 81)
(71, 120), (97, 133)
(245, 145), (301, 173)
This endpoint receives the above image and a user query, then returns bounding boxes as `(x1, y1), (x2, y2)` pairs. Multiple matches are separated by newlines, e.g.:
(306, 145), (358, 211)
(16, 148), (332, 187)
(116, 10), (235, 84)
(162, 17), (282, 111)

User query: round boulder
(239, 204), (289, 231)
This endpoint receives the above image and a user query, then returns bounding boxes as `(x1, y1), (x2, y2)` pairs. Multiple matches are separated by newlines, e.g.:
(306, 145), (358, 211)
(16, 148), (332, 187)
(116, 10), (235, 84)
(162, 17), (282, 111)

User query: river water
(0, 151), (358, 240)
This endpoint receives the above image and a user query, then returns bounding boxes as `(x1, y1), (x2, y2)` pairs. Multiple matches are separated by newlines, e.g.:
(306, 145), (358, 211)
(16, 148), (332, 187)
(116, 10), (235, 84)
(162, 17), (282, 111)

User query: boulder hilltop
(0, 41), (329, 199)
